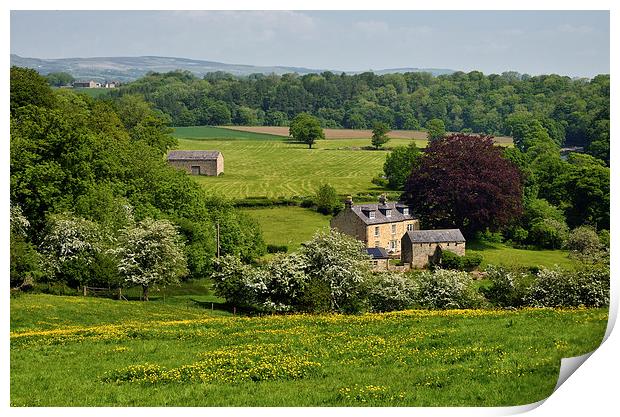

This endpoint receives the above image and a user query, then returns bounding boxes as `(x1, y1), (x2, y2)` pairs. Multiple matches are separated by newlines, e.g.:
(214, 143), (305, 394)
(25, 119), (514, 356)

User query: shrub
(476, 229), (503, 243)
(267, 244), (288, 254)
(315, 184), (343, 215)
(529, 218), (568, 249)
(439, 251), (462, 270)
(439, 251), (482, 272)
(525, 266), (609, 308)
(297, 276), (335, 313)
(10, 237), (42, 288)
(461, 254), (483, 272)
(211, 255), (266, 308)
(481, 265), (531, 307)
(566, 226), (601, 256)
(371, 174), (389, 188)
(598, 229), (610, 248)
(411, 269), (483, 309)
(367, 273), (415, 312)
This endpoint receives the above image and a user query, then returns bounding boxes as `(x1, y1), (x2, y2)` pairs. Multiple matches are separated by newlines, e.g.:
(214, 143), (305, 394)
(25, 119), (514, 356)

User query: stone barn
(401, 229), (466, 269)
(167, 150), (224, 176)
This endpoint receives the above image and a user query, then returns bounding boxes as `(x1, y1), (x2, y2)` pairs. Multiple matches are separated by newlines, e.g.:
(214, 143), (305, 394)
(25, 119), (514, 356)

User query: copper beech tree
(402, 134), (523, 237)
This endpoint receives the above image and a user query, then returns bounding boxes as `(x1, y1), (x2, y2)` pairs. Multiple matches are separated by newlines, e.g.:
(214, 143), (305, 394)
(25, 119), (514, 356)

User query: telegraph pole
(216, 221), (220, 259)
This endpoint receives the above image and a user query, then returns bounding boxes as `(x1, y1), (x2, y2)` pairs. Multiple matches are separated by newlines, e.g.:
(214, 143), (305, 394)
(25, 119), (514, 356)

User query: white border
(2, 1), (617, 417)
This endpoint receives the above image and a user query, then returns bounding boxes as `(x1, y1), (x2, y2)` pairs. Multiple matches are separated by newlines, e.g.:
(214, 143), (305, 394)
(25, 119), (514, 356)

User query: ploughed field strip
(10, 295), (607, 406)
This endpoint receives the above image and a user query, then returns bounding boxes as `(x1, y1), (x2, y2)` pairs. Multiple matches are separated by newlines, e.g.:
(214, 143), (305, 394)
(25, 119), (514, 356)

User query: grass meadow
(173, 127), (416, 199)
(10, 294), (606, 406)
(241, 206), (331, 251)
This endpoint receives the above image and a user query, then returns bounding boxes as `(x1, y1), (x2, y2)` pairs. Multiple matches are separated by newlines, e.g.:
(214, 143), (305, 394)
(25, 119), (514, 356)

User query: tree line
(108, 69), (609, 164)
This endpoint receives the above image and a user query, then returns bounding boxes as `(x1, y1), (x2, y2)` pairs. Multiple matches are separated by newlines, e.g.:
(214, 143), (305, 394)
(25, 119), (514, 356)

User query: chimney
(345, 195), (353, 209)
(378, 194), (387, 205)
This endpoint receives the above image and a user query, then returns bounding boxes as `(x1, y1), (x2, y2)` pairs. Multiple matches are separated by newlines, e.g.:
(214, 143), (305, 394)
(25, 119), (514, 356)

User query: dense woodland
(10, 67), (265, 291)
(109, 70), (610, 163)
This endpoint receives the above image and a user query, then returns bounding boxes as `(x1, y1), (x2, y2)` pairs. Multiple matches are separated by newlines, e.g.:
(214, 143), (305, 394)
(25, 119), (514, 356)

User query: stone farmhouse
(401, 229), (466, 269)
(330, 195), (420, 256)
(167, 150), (224, 176)
(331, 195), (466, 269)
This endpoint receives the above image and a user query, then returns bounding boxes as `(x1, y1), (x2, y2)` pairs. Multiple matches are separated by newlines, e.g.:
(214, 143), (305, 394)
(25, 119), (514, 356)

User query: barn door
(191, 166), (201, 175)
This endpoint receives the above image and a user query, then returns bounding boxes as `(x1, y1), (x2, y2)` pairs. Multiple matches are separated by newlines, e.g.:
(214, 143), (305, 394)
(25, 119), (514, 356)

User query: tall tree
(402, 134), (523, 236)
(425, 118), (446, 142)
(383, 142), (422, 190)
(371, 122), (390, 149)
(289, 113), (325, 149)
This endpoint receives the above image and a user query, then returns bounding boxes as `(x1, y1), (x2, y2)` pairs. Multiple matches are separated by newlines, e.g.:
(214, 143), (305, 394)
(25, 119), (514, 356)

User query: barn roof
(366, 247), (390, 259)
(405, 229), (465, 243)
(167, 150), (221, 161)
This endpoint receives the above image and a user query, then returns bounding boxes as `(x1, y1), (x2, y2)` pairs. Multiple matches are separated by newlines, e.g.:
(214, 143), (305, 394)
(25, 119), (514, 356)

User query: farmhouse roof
(405, 229), (466, 243)
(366, 247), (390, 259)
(351, 202), (416, 225)
(167, 150), (222, 161)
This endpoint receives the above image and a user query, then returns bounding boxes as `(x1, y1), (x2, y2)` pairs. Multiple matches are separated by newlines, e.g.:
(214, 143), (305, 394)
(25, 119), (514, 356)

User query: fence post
(83, 286), (87, 296)
(233, 306), (236, 316)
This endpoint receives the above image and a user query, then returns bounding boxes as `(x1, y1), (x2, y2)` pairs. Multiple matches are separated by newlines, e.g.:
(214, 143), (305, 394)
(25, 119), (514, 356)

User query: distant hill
(10, 54), (456, 81)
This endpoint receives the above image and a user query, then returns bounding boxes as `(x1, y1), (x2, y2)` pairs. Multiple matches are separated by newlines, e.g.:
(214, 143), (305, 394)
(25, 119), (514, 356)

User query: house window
(385, 209), (392, 217)
(374, 226), (380, 237)
(390, 240), (397, 250)
(403, 208), (409, 215)
(407, 224), (414, 231)
(391, 224), (397, 234)
(374, 240), (380, 248)
(369, 211), (376, 219)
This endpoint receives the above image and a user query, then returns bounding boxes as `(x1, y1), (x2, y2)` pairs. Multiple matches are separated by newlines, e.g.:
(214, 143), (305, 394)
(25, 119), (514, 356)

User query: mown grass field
(10, 294), (606, 406)
(467, 241), (577, 270)
(173, 126), (416, 199)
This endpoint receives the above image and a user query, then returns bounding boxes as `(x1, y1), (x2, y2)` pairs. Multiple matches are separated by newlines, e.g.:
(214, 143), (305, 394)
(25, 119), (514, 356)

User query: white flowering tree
(116, 218), (187, 301)
(261, 253), (309, 311)
(300, 230), (371, 312)
(40, 213), (105, 286)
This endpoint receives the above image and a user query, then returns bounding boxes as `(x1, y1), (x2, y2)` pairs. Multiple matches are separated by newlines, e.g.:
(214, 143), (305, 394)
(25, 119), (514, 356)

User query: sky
(10, 10), (610, 77)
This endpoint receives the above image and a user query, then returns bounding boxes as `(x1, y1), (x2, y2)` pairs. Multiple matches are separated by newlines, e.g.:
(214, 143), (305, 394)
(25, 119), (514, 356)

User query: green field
(10, 294), (607, 406)
(467, 241), (576, 270)
(242, 206), (331, 251)
(172, 126), (418, 199)
(176, 137), (390, 198)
